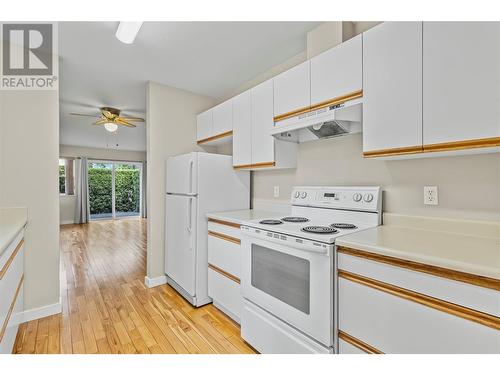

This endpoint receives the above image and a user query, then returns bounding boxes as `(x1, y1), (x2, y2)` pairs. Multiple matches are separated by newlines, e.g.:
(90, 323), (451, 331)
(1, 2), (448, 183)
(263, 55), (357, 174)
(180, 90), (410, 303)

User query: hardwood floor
(13, 219), (256, 354)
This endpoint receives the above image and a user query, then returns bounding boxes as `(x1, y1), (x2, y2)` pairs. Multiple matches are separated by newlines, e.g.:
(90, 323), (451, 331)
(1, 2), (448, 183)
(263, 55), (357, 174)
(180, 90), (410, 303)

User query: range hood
(271, 98), (362, 143)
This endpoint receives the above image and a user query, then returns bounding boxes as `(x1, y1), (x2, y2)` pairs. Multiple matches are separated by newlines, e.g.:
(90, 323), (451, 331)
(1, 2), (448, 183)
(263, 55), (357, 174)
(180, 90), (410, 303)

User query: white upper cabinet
(251, 80), (275, 165)
(196, 110), (213, 142)
(310, 34), (362, 105)
(212, 99), (233, 135)
(273, 61), (311, 117)
(232, 90), (252, 167)
(362, 22), (423, 156)
(423, 22), (500, 147)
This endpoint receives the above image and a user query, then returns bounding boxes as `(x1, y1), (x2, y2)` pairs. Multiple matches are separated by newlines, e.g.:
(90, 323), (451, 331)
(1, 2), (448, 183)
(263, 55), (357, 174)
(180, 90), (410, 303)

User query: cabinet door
(311, 34), (362, 106)
(251, 79), (275, 164)
(273, 61), (311, 117)
(232, 90), (252, 166)
(196, 110), (213, 141)
(423, 22), (500, 146)
(363, 22), (423, 155)
(212, 99), (233, 135)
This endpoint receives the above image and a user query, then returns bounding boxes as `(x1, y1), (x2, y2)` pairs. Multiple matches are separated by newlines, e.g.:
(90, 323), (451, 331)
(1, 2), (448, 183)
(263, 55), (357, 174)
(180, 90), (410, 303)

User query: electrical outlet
(273, 186), (280, 198)
(424, 186), (439, 205)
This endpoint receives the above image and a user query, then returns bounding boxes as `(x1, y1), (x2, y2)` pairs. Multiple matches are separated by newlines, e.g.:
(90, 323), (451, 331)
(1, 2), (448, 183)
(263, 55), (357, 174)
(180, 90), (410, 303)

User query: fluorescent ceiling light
(116, 22), (143, 44)
(104, 122), (119, 132)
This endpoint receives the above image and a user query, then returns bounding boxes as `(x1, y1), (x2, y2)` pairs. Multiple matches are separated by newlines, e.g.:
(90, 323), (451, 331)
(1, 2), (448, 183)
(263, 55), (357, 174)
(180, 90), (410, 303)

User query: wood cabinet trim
(197, 130), (233, 145)
(423, 136), (500, 152)
(233, 161), (275, 170)
(338, 330), (384, 354)
(208, 218), (241, 229)
(0, 274), (23, 343)
(337, 246), (500, 291)
(208, 230), (241, 245)
(338, 269), (500, 330)
(208, 263), (241, 284)
(0, 239), (24, 280)
(273, 90), (363, 123)
(363, 145), (423, 158)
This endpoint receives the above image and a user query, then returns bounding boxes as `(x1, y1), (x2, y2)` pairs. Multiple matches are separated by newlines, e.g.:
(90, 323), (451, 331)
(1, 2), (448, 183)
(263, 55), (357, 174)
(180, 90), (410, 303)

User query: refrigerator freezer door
(166, 153), (198, 195)
(165, 194), (197, 296)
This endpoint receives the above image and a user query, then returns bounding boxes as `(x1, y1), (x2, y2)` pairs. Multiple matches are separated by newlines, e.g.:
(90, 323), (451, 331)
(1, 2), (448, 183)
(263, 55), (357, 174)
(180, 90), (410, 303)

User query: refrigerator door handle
(187, 197), (193, 233)
(189, 159), (194, 194)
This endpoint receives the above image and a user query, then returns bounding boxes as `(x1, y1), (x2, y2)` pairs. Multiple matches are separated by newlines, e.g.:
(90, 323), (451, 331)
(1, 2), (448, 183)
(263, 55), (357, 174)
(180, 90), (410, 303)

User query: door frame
(87, 159), (143, 221)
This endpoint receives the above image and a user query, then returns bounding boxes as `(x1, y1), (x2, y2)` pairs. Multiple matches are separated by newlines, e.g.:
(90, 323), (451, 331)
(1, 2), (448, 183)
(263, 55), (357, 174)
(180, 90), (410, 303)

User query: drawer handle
(339, 330), (383, 354)
(208, 264), (240, 284)
(208, 218), (241, 229)
(0, 274), (23, 343)
(0, 239), (24, 280)
(339, 270), (500, 330)
(208, 231), (241, 245)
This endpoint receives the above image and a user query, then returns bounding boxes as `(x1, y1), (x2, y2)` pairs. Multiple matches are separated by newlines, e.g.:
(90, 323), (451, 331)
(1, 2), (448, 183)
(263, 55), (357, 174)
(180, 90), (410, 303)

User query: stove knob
(300, 192), (308, 199)
(294, 191), (300, 198)
(353, 193), (362, 202)
(364, 193), (374, 203)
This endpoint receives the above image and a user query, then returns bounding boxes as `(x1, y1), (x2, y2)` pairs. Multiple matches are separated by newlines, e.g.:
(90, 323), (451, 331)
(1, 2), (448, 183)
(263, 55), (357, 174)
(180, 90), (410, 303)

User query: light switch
(273, 186), (280, 198)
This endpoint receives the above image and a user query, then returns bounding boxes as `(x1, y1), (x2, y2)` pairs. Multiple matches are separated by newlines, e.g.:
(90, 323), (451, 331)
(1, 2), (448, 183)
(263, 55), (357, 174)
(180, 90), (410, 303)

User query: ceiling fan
(69, 107), (145, 133)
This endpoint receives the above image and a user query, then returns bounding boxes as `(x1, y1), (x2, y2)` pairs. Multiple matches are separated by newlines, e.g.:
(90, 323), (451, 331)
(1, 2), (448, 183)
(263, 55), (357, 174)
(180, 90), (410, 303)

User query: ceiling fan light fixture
(104, 122), (119, 133)
(116, 22), (143, 44)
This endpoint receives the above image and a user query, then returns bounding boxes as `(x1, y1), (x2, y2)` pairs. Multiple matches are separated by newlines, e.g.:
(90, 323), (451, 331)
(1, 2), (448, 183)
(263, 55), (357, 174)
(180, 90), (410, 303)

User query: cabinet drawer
(208, 268), (241, 322)
(207, 219), (241, 239)
(339, 273), (500, 353)
(339, 337), (368, 354)
(0, 279), (23, 354)
(208, 233), (241, 278)
(0, 237), (24, 341)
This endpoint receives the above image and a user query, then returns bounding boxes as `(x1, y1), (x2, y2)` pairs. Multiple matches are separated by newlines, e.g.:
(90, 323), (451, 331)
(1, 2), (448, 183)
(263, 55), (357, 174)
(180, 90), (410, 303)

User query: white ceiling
(59, 21), (320, 151)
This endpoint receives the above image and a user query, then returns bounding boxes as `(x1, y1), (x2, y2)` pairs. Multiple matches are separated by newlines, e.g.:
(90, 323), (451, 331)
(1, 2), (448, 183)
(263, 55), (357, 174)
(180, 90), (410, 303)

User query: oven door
(241, 234), (333, 347)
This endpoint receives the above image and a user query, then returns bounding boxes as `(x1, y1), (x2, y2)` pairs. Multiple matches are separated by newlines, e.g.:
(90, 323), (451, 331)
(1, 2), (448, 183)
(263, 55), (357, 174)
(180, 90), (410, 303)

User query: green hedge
(88, 168), (140, 214)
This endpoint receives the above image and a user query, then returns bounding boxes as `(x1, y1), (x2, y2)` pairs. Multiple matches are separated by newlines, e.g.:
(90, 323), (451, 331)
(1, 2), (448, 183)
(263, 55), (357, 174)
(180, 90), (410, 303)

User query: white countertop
(336, 224), (500, 280)
(0, 207), (28, 257)
(207, 209), (287, 225)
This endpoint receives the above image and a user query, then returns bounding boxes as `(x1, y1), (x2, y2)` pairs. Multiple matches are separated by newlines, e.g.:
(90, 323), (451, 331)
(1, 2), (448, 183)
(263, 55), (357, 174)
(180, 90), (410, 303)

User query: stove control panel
(291, 186), (381, 212)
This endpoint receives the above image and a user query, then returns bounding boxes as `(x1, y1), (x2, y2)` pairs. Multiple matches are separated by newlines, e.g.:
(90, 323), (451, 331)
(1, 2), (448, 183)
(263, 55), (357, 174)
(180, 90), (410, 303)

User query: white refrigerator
(165, 152), (250, 306)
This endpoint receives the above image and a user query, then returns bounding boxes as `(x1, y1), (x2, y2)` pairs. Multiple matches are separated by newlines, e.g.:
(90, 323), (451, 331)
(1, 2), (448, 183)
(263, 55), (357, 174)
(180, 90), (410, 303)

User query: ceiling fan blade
(92, 119), (107, 125)
(115, 118), (137, 128)
(118, 116), (145, 122)
(69, 112), (100, 118)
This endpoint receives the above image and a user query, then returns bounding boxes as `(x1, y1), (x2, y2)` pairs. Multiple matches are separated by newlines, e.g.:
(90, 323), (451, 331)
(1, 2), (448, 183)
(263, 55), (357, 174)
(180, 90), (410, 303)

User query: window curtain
(141, 161), (147, 218)
(74, 157), (90, 224)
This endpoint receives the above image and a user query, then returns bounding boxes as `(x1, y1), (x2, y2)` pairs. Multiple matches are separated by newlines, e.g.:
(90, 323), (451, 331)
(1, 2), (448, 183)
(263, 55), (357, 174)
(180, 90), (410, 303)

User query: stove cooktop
(243, 216), (373, 244)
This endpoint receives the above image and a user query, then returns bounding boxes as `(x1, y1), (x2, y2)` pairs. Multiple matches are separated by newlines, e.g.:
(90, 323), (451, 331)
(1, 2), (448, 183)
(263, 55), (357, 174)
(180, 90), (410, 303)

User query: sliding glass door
(88, 160), (142, 220)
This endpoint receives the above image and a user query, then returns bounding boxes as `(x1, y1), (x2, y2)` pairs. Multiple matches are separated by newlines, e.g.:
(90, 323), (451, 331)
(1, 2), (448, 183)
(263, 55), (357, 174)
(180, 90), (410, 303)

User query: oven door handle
(241, 229), (330, 255)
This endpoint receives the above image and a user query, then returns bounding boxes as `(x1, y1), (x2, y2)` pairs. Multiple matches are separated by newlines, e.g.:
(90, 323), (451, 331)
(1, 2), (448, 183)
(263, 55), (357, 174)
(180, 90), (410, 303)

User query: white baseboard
(144, 275), (167, 288)
(60, 220), (75, 225)
(22, 300), (62, 323)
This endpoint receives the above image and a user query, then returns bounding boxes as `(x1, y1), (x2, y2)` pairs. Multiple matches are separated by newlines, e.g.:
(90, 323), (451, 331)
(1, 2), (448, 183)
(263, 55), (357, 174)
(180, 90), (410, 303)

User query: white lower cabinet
(338, 250), (500, 354)
(0, 230), (25, 354)
(207, 219), (242, 322)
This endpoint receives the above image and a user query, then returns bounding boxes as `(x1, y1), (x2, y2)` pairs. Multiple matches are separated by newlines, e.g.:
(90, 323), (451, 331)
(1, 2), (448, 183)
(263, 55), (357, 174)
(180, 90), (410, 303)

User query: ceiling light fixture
(104, 122), (119, 133)
(115, 22), (143, 44)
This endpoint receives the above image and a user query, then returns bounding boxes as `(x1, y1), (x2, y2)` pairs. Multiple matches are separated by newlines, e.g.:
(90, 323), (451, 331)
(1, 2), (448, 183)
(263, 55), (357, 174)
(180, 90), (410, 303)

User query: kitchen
(0, 9), (499, 372)
(163, 21), (499, 354)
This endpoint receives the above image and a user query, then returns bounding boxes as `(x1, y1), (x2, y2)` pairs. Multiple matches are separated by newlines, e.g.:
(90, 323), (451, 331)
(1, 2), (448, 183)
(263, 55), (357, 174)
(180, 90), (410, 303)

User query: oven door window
(251, 244), (310, 314)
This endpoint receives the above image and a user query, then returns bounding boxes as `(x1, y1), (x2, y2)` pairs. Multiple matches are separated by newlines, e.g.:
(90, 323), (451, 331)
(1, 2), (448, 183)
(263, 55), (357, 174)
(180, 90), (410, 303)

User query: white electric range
(240, 186), (382, 354)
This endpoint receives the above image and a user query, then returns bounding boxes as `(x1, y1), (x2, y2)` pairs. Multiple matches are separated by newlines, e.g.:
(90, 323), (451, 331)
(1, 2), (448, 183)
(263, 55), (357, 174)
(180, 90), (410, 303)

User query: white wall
(58, 145), (147, 224)
(252, 134), (500, 221)
(0, 90), (60, 312)
(146, 81), (216, 279)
